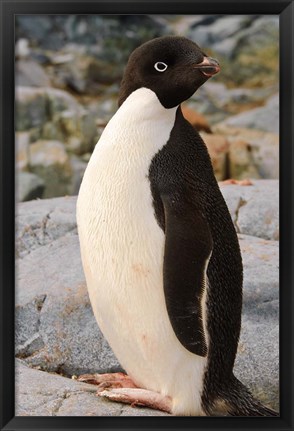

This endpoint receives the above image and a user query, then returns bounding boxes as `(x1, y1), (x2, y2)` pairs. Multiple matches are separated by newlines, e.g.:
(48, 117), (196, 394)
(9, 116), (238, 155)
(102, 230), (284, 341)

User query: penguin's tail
(218, 377), (279, 417)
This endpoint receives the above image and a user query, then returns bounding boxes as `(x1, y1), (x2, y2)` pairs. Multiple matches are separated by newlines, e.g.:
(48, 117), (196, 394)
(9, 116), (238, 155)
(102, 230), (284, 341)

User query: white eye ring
(154, 62), (168, 72)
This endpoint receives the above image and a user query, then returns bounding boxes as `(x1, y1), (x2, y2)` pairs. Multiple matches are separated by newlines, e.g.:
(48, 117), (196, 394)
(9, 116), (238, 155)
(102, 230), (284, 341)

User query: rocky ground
(15, 15), (279, 201)
(15, 180), (279, 416)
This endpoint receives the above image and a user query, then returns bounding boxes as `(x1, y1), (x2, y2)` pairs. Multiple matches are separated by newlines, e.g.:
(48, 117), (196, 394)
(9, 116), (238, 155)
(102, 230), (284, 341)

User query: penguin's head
(118, 36), (220, 109)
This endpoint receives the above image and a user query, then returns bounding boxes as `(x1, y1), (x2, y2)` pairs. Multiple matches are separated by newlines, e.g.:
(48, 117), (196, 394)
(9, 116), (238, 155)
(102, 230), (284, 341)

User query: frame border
(1, 1), (293, 430)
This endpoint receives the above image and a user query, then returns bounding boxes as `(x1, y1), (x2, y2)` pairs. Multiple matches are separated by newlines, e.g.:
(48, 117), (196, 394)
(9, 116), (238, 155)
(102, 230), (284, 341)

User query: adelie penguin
(77, 36), (278, 416)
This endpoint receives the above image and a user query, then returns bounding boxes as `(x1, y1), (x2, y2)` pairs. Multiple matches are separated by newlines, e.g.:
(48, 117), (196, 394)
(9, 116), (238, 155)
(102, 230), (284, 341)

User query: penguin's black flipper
(161, 192), (213, 358)
(219, 376), (279, 417)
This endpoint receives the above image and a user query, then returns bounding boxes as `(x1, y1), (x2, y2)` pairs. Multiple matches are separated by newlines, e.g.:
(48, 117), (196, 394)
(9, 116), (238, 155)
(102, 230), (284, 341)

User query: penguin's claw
(97, 387), (172, 413)
(77, 372), (137, 389)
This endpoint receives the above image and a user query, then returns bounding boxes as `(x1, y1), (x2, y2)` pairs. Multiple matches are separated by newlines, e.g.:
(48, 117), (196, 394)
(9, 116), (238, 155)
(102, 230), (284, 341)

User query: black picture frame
(0, 1), (293, 430)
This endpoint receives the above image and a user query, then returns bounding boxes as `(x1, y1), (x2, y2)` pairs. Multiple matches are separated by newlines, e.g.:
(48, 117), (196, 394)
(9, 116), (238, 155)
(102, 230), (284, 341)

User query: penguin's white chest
(77, 88), (207, 415)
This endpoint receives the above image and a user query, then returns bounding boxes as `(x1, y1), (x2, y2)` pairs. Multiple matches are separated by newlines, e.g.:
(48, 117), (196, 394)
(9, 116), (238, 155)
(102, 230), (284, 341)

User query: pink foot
(220, 178), (253, 186)
(77, 372), (137, 389)
(77, 372), (172, 413)
(97, 387), (172, 413)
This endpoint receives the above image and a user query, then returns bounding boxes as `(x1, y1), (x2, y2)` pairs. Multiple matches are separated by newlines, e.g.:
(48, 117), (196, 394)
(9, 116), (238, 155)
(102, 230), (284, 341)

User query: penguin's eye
(154, 62), (168, 72)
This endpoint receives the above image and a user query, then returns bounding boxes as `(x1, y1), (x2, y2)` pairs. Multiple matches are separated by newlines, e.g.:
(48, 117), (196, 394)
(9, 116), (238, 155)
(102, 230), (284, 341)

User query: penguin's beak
(194, 57), (220, 77)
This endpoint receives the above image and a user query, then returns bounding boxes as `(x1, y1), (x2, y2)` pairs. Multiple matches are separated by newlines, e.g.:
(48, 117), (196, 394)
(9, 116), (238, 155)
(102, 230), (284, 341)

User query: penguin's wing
(161, 192), (213, 357)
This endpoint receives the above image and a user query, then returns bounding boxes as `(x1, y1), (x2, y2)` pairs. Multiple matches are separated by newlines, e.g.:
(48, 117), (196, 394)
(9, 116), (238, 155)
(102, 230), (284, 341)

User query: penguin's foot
(97, 387), (172, 413)
(77, 372), (137, 389)
(219, 178), (253, 186)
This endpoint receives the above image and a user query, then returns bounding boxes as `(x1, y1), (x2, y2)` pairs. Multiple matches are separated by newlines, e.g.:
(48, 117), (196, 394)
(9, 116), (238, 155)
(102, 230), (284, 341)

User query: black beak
(194, 57), (220, 77)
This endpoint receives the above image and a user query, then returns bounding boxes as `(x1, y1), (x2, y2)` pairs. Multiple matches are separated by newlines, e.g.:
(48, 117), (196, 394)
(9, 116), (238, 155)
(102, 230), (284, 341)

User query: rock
(15, 187), (278, 413)
(16, 87), (48, 131)
(29, 140), (72, 198)
(16, 171), (45, 202)
(15, 132), (30, 171)
(45, 87), (80, 114)
(200, 132), (230, 180)
(219, 180), (279, 240)
(68, 155), (87, 195)
(15, 360), (168, 416)
(228, 140), (260, 180)
(235, 234), (279, 410)
(16, 15), (168, 54)
(188, 80), (277, 126)
(218, 94), (279, 134)
(213, 124), (279, 179)
(236, 16), (279, 56)
(16, 196), (77, 258)
(59, 55), (123, 94)
(181, 105), (212, 133)
(16, 16), (53, 44)
(16, 232), (121, 375)
(16, 86), (98, 155)
(15, 38), (30, 59)
(187, 15), (278, 67)
(16, 59), (51, 87)
(188, 15), (254, 49)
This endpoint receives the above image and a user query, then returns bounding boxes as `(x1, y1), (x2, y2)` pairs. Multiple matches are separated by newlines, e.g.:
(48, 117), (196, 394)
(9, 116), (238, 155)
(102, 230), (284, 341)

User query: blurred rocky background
(15, 15), (279, 416)
(15, 14), (279, 201)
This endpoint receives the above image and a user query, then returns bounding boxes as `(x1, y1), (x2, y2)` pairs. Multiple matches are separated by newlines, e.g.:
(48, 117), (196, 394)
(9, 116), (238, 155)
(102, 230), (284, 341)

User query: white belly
(77, 88), (207, 415)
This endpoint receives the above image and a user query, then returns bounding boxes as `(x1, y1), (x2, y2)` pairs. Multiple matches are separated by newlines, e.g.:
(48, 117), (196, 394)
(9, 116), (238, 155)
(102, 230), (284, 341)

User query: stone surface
(228, 140), (261, 180)
(188, 15), (254, 52)
(16, 171), (45, 202)
(15, 132), (30, 172)
(200, 132), (230, 181)
(213, 125), (279, 180)
(181, 105), (212, 133)
(235, 234), (279, 410)
(15, 196), (78, 258)
(15, 360), (168, 416)
(219, 180), (279, 240)
(68, 155), (88, 196)
(16, 59), (51, 87)
(218, 94), (279, 134)
(29, 140), (73, 198)
(16, 87), (48, 131)
(15, 86), (98, 155)
(15, 183), (279, 415)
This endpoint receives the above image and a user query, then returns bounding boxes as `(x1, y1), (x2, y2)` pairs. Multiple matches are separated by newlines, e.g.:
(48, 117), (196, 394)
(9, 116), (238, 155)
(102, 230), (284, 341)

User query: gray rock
(16, 16), (53, 43)
(16, 59), (51, 87)
(219, 94), (279, 134)
(16, 196), (78, 258)
(213, 125), (279, 180)
(16, 230), (120, 375)
(16, 87), (48, 131)
(219, 180), (279, 240)
(228, 140), (261, 180)
(15, 188), (278, 414)
(15, 132), (30, 172)
(236, 234), (279, 410)
(55, 54), (123, 94)
(191, 15), (254, 46)
(16, 171), (45, 202)
(16, 359), (168, 416)
(68, 155), (87, 195)
(15, 86), (98, 155)
(236, 16), (279, 56)
(188, 15), (278, 61)
(29, 140), (73, 198)
(15, 38), (30, 59)
(188, 82), (276, 126)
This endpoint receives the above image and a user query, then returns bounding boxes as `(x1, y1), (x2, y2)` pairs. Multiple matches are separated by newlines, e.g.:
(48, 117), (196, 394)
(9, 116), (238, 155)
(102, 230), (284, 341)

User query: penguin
(76, 36), (278, 416)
